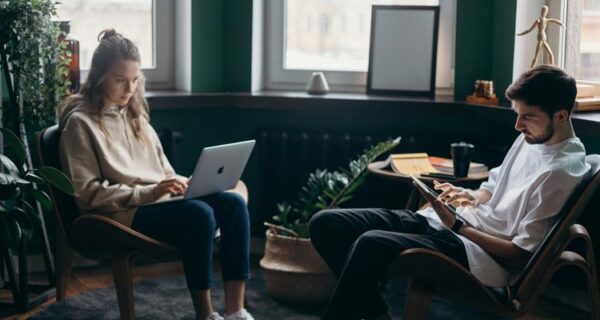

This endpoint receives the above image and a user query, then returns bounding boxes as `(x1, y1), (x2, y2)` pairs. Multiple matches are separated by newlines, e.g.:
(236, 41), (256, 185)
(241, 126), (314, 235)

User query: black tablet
(411, 175), (473, 227)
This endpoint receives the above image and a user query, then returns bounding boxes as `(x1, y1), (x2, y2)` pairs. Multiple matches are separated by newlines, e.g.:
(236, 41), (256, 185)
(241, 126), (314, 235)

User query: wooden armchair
(36, 125), (248, 320)
(389, 155), (600, 320)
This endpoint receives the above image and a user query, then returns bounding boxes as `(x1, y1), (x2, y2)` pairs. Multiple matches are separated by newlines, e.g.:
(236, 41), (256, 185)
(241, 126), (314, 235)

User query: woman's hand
(154, 178), (188, 199)
(434, 180), (480, 207)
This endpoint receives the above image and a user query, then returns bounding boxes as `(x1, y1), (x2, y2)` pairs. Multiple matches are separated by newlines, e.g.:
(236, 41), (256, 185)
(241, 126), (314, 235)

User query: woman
(59, 29), (253, 320)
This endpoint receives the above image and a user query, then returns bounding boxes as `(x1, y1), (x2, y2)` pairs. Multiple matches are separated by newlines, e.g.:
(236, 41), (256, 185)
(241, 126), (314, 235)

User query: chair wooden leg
(112, 254), (135, 320)
(403, 279), (434, 320)
(587, 268), (600, 320)
(583, 240), (600, 320)
(55, 231), (74, 300)
(568, 225), (600, 319)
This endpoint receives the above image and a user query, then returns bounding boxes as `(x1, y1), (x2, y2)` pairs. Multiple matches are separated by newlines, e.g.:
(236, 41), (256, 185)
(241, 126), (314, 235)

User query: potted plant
(0, 0), (70, 145)
(0, 127), (74, 310)
(260, 137), (399, 305)
(0, 0), (71, 310)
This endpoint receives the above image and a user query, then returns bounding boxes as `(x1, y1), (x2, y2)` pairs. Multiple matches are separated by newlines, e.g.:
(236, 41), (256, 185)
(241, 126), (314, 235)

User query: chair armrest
(390, 248), (515, 313)
(70, 214), (179, 261)
(227, 180), (249, 204)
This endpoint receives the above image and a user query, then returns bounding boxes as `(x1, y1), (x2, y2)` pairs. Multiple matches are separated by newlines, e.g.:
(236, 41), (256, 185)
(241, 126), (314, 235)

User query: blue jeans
(132, 192), (250, 289)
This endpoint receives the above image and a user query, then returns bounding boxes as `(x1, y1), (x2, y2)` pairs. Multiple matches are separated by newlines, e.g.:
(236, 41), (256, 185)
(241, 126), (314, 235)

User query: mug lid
(451, 141), (474, 148)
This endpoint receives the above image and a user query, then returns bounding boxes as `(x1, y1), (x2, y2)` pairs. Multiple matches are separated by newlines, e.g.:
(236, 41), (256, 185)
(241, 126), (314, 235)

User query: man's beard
(523, 123), (555, 144)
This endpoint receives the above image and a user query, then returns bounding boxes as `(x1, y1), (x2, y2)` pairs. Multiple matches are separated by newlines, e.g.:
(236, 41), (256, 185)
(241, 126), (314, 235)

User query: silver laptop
(147, 140), (255, 205)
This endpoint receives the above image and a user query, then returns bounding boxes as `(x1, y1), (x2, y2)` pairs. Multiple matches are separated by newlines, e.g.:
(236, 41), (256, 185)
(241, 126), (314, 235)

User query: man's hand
(430, 198), (456, 229)
(413, 181), (456, 229)
(154, 178), (188, 199)
(434, 180), (480, 207)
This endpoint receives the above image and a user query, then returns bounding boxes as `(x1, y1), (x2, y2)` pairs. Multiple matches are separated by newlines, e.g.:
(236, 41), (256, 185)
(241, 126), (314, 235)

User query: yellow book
(389, 153), (439, 176)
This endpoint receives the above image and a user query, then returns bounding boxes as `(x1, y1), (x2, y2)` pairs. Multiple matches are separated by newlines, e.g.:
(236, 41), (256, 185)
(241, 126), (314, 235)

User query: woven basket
(260, 229), (336, 304)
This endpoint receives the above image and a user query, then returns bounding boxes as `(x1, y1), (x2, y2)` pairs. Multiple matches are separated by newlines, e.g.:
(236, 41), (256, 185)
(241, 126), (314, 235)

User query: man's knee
(309, 209), (340, 238)
(353, 230), (404, 258)
(355, 230), (384, 249)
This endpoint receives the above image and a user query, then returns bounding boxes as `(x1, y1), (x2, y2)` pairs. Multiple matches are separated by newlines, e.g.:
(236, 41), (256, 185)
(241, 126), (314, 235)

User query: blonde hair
(59, 29), (149, 143)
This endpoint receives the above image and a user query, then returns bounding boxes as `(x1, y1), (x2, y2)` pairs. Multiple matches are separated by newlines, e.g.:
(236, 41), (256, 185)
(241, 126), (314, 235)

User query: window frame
(75, 0), (174, 90)
(549, 0), (600, 86)
(263, 0), (456, 94)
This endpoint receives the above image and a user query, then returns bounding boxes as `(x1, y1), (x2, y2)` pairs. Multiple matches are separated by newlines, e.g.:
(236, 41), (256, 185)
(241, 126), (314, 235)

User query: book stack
(574, 83), (600, 112)
(388, 153), (488, 176)
(389, 153), (438, 176)
(428, 156), (488, 175)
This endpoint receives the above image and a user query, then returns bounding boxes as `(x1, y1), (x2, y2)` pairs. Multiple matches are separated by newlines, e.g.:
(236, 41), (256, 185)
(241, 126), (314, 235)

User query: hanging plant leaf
(0, 154), (20, 177)
(32, 189), (52, 210)
(38, 166), (75, 195)
(0, 128), (26, 168)
(25, 171), (46, 183)
(0, 172), (20, 200)
(0, 217), (22, 249)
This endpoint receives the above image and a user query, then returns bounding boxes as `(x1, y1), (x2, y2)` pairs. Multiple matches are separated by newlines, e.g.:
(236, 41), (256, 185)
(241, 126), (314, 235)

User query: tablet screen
(411, 175), (473, 227)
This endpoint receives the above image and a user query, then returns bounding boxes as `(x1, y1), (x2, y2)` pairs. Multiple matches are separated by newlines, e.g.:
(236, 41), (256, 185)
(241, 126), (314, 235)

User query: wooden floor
(0, 259), (592, 320)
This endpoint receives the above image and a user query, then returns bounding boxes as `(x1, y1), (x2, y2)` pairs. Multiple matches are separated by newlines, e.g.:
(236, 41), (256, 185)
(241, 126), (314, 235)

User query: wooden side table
(368, 160), (489, 211)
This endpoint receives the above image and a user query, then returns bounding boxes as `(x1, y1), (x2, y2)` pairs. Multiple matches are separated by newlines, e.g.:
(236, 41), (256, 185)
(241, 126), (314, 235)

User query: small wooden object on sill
(466, 95), (499, 106)
(466, 80), (499, 106)
(574, 96), (600, 112)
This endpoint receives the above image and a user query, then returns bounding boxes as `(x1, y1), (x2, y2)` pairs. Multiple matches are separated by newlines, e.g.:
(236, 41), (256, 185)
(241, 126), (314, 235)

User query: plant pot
(260, 229), (336, 305)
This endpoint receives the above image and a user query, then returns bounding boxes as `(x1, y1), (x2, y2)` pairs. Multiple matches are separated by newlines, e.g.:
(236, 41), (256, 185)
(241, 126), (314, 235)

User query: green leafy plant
(0, 0), (70, 133)
(0, 0), (70, 247)
(0, 128), (74, 247)
(268, 137), (400, 238)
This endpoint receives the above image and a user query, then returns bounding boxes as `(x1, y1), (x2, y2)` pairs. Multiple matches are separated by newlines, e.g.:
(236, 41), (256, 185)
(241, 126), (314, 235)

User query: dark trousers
(309, 208), (469, 320)
(132, 192), (250, 289)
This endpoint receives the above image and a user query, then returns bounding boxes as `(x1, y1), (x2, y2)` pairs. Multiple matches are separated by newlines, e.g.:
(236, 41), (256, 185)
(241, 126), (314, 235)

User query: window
(264, 0), (456, 94)
(55, 0), (174, 89)
(571, 0), (600, 82)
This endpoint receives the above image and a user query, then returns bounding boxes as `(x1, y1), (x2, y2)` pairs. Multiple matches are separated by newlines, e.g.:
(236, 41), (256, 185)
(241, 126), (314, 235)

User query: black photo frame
(366, 5), (440, 98)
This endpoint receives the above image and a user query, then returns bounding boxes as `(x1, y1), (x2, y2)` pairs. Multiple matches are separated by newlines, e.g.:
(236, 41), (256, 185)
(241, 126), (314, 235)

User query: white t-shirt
(418, 134), (589, 287)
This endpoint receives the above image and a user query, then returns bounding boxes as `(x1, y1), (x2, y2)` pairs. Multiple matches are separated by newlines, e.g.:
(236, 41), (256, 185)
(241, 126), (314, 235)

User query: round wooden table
(367, 160), (489, 211)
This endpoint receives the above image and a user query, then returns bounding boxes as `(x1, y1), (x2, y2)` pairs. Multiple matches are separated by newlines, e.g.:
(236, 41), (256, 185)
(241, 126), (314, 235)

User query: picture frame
(366, 5), (440, 98)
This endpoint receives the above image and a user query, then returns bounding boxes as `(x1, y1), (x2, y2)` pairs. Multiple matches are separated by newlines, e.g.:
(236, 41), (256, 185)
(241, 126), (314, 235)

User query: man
(309, 65), (590, 320)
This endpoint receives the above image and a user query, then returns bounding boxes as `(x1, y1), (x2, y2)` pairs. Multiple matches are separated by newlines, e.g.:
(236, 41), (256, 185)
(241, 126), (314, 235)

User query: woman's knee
(217, 192), (249, 222)
(179, 200), (217, 233)
(219, 191), (247, 206)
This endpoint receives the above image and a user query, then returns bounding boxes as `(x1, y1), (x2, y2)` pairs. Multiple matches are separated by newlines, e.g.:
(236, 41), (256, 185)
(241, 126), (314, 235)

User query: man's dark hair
(506, 65), (577, 117)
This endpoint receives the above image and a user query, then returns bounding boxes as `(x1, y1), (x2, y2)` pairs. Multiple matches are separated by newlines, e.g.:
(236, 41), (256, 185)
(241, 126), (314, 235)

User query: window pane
(284, 0), (439, 71)
(56, 0), (153, 70)
(578, 0), (600, 81)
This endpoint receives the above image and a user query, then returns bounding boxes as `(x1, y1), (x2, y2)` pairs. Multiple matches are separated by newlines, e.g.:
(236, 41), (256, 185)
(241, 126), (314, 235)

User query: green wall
(191, 0), (252, 92)
(491, 0), (517, 104)
(191, 0), (223, 92)
(454, 0), (516, 105)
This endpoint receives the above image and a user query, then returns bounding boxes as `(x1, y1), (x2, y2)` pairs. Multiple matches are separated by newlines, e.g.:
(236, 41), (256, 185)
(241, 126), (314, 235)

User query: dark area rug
(30, 269), (503, 320)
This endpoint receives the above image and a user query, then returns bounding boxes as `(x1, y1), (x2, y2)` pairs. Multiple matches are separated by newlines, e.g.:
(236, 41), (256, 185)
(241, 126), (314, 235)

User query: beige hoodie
(59, 101), (180, 227)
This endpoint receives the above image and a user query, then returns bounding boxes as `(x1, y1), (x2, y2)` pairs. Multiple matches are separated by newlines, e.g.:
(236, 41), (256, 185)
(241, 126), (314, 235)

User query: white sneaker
(224, 308), (254, 320)
(205, 312), (224, 320)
